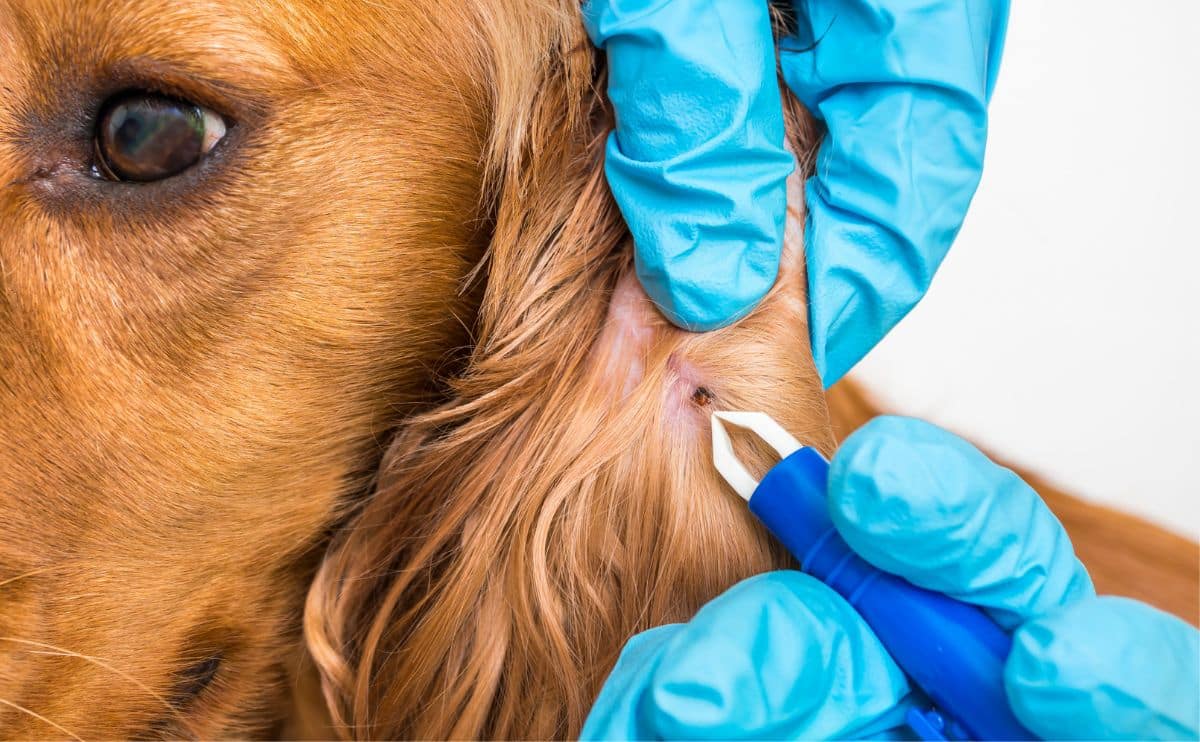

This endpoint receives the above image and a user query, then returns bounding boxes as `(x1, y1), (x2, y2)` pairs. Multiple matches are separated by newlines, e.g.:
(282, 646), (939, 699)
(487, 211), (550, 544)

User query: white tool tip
(710, 411), (804, 501)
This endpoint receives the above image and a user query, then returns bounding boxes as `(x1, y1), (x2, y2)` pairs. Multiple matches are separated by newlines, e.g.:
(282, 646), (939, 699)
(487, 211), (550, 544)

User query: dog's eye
(94, 92), (227, 182)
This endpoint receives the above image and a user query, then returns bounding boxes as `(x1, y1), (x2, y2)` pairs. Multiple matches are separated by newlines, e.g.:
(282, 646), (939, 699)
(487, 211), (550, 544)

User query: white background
(852, 1), (1200, 539)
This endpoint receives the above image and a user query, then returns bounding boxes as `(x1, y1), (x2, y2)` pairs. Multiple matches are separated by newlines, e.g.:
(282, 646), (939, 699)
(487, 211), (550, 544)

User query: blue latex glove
(583, 417), (1200, 740)
(584, 0), (1010, 385)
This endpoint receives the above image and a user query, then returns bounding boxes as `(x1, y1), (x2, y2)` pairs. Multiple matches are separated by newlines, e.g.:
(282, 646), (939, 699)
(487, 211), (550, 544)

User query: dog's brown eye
(94, 92), (227, 182)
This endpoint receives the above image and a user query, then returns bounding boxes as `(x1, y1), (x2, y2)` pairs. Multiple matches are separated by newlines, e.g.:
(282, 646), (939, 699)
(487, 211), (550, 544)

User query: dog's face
(0, 0), (487, 735)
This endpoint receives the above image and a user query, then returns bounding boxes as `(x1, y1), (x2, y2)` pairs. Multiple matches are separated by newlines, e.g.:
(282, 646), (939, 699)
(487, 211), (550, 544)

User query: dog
(1, 0), (1194, 738)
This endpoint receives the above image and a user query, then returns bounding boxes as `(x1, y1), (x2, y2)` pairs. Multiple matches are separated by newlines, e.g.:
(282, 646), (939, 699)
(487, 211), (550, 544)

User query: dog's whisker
(0, 637), (191, 727)
(0, 696), (84, 741)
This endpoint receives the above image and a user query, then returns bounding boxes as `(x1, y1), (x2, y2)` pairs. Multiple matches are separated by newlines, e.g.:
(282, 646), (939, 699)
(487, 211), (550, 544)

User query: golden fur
(0, 0), (494, 735)
(0, 0), (1194, 738)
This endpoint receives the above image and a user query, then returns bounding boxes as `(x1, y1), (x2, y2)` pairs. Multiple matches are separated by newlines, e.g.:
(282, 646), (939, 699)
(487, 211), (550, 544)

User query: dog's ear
(304, 6), (829, 739)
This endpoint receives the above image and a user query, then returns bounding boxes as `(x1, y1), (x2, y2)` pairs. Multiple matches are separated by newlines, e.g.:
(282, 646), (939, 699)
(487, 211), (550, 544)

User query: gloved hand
(582, 417), (1200, 740)
(584, 0), (1010, 386)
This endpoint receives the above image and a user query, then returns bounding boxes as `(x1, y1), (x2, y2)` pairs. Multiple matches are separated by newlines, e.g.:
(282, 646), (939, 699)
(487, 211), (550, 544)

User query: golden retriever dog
(0, 0), (1194, 738)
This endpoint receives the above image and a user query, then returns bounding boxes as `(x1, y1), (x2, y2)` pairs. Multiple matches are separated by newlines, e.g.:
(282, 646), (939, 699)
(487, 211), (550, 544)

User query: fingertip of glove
(1006, 597), (1200, 740)
(1004, 603), (1118, 740)
(651, 297), (756, 333)
(1009, 597), (1198, 682)
(636, 263), (773, 332)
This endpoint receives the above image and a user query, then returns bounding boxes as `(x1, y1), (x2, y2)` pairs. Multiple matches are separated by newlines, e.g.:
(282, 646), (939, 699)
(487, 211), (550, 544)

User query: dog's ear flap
(304, 8), (824, 739)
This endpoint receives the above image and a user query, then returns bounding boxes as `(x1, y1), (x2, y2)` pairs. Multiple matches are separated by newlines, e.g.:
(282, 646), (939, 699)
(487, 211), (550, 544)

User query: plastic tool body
(711, 412), (1035, 741)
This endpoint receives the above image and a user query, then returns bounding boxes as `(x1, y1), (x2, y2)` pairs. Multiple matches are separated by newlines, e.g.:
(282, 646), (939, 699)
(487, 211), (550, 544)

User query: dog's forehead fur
(0, 0), (493, 735)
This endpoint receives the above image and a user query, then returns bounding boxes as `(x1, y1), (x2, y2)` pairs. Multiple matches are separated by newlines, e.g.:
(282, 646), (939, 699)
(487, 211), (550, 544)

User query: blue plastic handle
(749, 447), (1036, 741)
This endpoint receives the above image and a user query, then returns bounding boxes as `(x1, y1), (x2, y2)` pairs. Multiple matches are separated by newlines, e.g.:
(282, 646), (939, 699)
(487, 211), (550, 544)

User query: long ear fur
(305, 3), (828, 738)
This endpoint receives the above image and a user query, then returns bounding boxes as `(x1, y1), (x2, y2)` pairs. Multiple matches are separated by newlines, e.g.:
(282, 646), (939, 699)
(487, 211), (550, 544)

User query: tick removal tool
(710, 411), (1036, 742)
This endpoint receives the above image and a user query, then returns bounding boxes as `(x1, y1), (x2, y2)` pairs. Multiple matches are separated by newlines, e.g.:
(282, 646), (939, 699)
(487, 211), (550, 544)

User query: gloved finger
(829, 416), (1094, 629)
(1006, 596), (1200, 740)
(582, 571), (914, 740)
(781, 0), (1011, 385)
(582, 0), (795, 331)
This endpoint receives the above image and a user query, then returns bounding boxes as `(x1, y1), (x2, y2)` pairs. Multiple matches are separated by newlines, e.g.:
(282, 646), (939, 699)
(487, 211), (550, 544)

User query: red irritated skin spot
(593, 267), (716, 427)
(665, 349), (712, 423)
